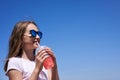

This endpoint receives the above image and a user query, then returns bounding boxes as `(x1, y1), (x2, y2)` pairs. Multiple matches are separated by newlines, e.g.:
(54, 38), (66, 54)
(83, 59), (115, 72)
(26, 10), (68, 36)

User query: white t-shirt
(6, 57), (48, 80)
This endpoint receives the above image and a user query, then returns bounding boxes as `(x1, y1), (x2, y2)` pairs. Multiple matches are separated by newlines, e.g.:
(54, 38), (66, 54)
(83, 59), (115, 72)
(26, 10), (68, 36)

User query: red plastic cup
(43, 56), (54, 69)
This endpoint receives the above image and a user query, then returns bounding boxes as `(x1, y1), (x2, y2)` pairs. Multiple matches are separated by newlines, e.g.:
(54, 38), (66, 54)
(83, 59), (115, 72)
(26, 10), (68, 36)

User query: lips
(34, 38), (40, 43)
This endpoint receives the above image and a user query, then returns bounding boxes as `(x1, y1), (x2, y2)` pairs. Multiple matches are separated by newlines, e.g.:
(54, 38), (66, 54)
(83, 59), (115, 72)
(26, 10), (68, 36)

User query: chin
(33, 45), (38, 49)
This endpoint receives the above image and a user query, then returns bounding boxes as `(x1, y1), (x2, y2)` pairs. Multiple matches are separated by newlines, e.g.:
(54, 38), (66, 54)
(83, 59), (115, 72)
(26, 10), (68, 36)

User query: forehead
(26, 23), (38, 32)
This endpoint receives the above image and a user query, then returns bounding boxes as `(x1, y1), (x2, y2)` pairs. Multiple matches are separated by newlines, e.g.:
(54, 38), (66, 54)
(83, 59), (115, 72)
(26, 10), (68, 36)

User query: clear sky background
(0, 0), (120, 80)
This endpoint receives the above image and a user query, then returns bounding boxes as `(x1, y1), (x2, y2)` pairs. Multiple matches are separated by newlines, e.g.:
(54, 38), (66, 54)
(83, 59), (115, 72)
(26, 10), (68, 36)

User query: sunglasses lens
(38, 31), (42, 39)
(30, 30), (42, 39)
(30, 30), (36, 37)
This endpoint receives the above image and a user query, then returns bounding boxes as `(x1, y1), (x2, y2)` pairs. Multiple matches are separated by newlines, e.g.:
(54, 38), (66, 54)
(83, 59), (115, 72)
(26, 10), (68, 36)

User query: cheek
(23, 37), (33, 44)
(22, 38), (35, 49)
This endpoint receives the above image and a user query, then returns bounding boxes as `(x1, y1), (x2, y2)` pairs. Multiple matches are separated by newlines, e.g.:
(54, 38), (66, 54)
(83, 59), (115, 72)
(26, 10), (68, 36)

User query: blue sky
(0, 0), (120, 80)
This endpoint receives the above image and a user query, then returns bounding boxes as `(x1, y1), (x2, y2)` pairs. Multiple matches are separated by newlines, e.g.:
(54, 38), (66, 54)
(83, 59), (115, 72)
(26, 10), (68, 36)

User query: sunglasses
(30, 30), (42, 39)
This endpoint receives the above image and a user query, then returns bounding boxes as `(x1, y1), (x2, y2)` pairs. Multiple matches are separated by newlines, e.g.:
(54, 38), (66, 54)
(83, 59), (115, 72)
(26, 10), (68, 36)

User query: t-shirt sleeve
(6, 57), (23, 75)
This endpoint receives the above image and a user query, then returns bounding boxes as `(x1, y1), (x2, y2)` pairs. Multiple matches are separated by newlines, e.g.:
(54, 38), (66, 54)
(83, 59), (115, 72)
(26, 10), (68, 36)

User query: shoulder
(8, 57), (23, 65)
(6, 57), (23, 75)
(8, 57), (23, 66)
(9, 57), (21, 61)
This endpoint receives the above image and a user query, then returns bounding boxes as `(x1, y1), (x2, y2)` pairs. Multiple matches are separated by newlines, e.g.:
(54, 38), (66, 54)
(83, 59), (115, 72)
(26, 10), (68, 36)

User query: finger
(36, 49), (46, 55)
(42, 48), (53, 53)
(42, 55), (50, 62)
(45, 49), (55, 57)
(41, 47), (52, 51)
(36, 50), (46, 62)
(39, 54), (50, 63)
(40, 52), (50, 59)
(36, 50), (46, 57)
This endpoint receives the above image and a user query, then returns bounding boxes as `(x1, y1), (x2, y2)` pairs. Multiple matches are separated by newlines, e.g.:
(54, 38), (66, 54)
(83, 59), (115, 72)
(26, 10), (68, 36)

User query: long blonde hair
(4, 21), (37, 71)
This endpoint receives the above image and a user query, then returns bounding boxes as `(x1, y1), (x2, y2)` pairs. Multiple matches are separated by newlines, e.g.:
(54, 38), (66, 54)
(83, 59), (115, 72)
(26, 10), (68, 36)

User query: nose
(36, 34), (40, 39)
(35, 34), (40, 42)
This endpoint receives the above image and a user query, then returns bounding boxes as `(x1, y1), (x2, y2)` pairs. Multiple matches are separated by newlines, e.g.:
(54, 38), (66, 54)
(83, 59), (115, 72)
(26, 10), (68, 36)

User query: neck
(22, 49), (35, 61)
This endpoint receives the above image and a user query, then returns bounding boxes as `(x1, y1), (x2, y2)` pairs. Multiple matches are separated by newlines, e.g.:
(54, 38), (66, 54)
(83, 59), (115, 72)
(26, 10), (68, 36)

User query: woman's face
(22, 23), (40, 50)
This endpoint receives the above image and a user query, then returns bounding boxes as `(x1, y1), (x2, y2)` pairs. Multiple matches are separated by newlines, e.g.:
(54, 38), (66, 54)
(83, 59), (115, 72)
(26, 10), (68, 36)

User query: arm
(8, 70), (23, 80)
(48, 62), (59, 80)
(44, 47), (59, 80)
(8, 68), (41, 80)
(28, 50), (49, 80)
(51, 64), (59, 80)
(7, 50), (48, 80)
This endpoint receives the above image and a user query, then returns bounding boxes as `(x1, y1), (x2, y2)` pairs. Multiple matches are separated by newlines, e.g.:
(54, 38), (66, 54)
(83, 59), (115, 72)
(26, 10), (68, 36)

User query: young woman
(4, 21), (59, 80)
